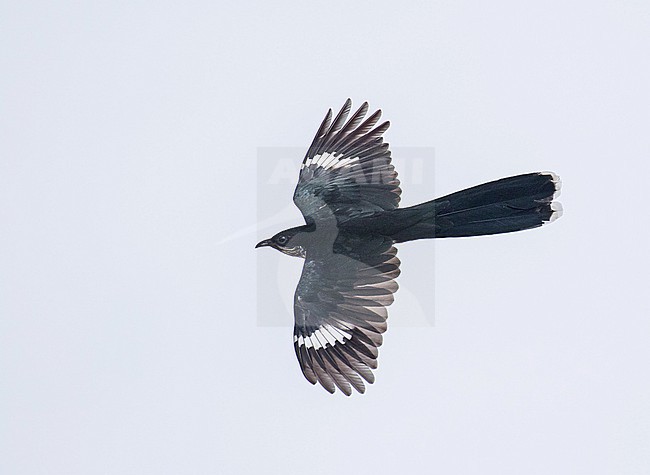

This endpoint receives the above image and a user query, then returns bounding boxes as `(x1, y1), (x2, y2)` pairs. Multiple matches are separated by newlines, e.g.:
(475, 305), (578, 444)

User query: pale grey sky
(1, 1), (649, 474)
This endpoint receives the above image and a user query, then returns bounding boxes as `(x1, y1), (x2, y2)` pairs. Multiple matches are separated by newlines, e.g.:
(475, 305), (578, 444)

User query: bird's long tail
(389, 172), (562, 242)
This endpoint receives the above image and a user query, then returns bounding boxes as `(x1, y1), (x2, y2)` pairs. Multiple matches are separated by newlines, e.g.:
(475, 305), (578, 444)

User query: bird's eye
(277, 235), (288, 245)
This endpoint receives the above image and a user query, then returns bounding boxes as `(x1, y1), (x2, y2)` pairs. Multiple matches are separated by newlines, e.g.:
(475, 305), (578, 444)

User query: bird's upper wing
(293, 235), (400, 395)
(293, 99), (401, 224)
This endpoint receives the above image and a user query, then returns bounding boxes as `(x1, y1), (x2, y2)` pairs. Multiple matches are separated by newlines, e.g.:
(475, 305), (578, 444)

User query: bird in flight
(256, 100), (562, 395)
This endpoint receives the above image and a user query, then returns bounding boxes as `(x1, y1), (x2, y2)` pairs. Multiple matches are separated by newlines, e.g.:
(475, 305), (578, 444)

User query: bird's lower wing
(293, 238), (400, 395)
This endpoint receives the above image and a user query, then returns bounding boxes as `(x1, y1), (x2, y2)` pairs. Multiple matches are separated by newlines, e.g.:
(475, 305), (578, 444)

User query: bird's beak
(255, 239), (272, 249)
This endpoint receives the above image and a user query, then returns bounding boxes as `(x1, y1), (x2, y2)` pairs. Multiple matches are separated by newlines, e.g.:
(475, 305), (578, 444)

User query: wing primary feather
(355, 142), (389, 161)
(329, 101), (370, 151)
(318, 347), (353, 396)
(347, 335), (379, 361)
(350, 329), (382, 352)
(339, 339), (378, 371)
(331, 313), (386, 334)
(344, 109), (382, 143)
(304, 108), (333, 162)
(308, 347), (337, 393)
(343, 138), (384, 161)
(316, 99), (351, 155)
(336, 344), (375, 384)
(296, 342), (318, 385)
(343, 122), (391, 157)
(310, 330), (349, 390)
(328, 345), (366, 393)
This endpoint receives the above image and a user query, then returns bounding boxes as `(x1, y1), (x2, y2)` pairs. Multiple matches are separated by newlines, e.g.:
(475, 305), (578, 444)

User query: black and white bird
(256, 100), (562, 395)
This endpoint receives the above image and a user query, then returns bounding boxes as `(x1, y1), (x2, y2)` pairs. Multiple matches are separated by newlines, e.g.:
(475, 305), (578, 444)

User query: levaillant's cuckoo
(256, 100), (562, 395)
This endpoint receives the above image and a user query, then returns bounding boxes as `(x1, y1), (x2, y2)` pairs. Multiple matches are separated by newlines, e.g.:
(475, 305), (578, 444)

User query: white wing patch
(301, 153), (360, 171)
(294, 324), (353, 349)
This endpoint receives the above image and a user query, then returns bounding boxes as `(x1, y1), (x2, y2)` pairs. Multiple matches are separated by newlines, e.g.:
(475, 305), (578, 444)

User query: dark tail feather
(390, 172), (562, 242)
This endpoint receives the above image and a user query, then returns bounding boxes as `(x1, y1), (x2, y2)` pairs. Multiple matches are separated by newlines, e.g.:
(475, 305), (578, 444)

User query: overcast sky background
(2, 1), (649, 474)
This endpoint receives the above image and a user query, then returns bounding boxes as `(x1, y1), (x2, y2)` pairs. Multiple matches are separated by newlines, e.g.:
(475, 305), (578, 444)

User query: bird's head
(255, 227), (308, 258)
